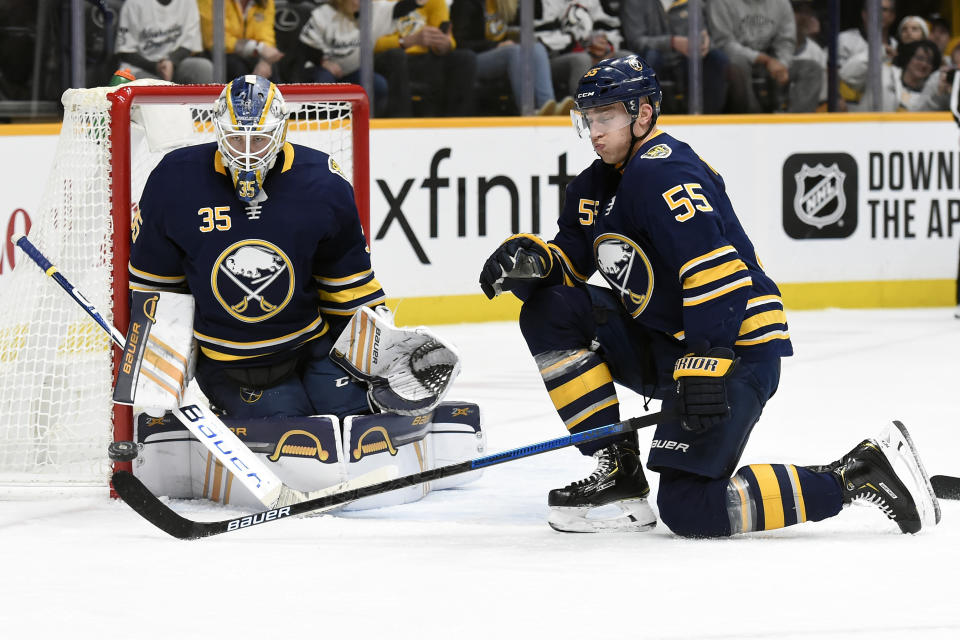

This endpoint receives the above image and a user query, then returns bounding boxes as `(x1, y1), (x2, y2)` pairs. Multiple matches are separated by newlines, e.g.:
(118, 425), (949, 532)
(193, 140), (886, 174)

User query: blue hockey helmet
(214, 75), (289, 202)
(572, 55), (662, 139)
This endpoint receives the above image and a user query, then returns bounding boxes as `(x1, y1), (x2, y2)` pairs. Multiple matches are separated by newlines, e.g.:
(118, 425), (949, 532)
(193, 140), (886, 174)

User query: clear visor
(215, 121), (286, 171)
(571, 102), (634, 139)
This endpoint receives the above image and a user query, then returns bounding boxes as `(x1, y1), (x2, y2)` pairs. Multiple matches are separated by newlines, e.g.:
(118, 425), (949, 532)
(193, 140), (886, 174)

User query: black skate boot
(821, 421), (940, 534)
(547, 440), (657, 533)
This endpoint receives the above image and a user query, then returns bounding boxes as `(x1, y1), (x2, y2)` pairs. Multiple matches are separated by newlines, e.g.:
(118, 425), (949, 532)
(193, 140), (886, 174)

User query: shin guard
(535, 348), (620, 454)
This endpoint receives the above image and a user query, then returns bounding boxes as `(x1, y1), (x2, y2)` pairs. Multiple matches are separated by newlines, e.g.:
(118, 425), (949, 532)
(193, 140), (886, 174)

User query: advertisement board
(3, 113), (958, 323)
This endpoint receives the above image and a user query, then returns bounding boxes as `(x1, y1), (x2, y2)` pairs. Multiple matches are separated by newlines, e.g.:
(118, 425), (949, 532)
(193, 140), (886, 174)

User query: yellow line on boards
(2, 111), (950, 136)
(778, 279), (955, 309)
(0, 123), (61, 136)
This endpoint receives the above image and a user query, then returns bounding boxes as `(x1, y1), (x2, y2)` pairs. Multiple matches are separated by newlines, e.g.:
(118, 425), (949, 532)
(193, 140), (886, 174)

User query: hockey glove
(673, 347), (739, 433)
(479, 234), (553, 299)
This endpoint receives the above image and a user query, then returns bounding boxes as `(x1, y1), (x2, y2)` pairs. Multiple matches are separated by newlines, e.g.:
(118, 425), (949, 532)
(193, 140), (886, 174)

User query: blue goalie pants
(195, 333), (371, 419)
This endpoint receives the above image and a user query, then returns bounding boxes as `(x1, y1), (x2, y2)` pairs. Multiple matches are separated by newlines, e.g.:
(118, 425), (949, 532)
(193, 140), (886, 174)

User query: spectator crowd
(77, 0), (960, 117)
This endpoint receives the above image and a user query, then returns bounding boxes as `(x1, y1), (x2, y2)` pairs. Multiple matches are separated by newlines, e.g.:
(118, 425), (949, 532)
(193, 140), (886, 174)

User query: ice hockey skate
(547, 441), (657, 533)
(824, 421), (940, 534)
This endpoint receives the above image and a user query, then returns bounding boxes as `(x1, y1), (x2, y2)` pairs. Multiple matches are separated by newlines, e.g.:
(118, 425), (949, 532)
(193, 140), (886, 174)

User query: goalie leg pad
(340, 401), (486, 510)
(134, 411), (347, 509)
(341, 411), (436, 510)
(429, 402), (486, 491)
(133, 401), (487, 512)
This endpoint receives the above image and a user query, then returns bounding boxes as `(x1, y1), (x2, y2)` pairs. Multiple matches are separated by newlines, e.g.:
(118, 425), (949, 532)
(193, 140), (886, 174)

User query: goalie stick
(931, 475), (960, 500)
(111, 410), (669, 540)
(11, 234), (337, 508)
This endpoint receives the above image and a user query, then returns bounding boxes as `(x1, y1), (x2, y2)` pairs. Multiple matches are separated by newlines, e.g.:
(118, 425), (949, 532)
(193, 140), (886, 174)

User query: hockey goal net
(0, 81), (369, 485)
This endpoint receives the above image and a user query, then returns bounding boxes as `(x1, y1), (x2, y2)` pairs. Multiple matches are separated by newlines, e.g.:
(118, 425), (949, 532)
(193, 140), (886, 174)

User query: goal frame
(106, 83), (370, 472)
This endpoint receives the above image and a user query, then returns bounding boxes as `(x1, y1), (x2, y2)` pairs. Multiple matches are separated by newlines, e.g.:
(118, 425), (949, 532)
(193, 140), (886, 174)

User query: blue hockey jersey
(129, 142), (385, 365)
(550, 130), (793, 361)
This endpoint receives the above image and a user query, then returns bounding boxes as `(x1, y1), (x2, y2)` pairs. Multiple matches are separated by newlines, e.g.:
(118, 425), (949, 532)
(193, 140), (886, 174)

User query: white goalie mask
(213, 75), (289, 202)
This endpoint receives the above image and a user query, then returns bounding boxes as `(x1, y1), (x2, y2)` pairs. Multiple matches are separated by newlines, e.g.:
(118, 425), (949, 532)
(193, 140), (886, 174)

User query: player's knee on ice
(656, 469), (735, 538)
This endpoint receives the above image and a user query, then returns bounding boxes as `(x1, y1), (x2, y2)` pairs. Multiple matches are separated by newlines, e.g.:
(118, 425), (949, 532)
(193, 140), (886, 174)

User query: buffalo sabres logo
(641, 144), (672, 159)
(628, 57), (643, 72)
(793, 163), (846, 229)
(328, 156), (346, 180)
(594, 233), (654, 318)
(212, 240), (294, 322)
(240, 387), (263, 403)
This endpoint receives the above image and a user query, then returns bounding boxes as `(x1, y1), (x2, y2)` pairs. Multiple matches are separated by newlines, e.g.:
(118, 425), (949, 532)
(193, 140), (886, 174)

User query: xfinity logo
(782, 153), (858, 239)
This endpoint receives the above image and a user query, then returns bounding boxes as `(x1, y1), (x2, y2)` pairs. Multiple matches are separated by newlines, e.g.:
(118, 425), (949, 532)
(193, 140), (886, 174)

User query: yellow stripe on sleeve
(682, 259), (747, 290)
(678, 245), (736, 279)
(682, 277), (752, 306)
(318, 279), (384, 304)
(738, 309), (788, 336)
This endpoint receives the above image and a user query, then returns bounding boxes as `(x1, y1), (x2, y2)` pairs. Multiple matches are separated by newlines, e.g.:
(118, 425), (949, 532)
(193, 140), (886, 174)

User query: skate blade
(547, 499), (657, 533)
(878, 421), (941, 530)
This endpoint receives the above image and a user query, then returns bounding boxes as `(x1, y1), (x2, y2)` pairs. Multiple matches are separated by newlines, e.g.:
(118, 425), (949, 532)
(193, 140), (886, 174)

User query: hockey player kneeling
(479, 56), (940, 536)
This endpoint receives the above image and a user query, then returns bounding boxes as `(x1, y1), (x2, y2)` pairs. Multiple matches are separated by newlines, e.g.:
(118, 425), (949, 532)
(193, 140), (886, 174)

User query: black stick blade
(931, 475), (960, 500)
(112, 471), (209, 540)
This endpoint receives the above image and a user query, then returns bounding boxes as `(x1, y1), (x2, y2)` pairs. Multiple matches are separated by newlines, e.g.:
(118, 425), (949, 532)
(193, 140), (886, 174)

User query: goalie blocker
(131, 401), (486, 510)
(114, 289), (196, 411)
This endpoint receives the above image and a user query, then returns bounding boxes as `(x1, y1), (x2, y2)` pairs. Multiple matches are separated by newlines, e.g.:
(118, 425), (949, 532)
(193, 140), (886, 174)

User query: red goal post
(0, 81), (369, 485)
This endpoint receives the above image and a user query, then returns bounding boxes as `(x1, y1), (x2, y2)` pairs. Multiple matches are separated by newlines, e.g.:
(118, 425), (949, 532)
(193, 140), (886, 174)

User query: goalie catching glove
(479, 233), (553, 299)
(673, 347), (739, 433)
(330, 306), (460, 415)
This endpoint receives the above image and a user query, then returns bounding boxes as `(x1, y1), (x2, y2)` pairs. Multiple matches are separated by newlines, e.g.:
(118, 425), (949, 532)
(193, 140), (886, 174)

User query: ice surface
(1, 309), (958, 639)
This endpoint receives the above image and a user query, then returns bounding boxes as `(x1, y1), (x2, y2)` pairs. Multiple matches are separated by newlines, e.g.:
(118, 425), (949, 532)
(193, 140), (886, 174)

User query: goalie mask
(214, 75), (289, 202)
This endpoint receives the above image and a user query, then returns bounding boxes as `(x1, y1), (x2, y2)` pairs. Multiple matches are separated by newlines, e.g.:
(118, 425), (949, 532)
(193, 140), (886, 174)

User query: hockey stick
(11, 234), (344, 508)
(110, 409), (668, 540)
(931, 475), (960, 500)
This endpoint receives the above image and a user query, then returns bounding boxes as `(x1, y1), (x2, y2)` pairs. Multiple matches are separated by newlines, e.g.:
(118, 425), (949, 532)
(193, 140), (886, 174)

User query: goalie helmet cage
(0, 82), (370, 486)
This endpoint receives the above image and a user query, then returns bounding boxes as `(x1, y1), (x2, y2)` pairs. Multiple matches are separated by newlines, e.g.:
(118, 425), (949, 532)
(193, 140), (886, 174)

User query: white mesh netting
(0, 82), (358, 485)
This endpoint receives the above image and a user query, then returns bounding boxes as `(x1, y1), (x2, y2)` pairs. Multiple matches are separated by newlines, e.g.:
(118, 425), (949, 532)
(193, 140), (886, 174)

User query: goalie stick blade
(931, 475), (960, 500)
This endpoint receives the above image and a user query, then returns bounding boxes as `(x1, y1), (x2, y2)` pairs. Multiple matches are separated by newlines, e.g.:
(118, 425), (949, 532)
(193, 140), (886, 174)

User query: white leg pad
(133, 412), (347, 509)
(133, 401), (486, 512)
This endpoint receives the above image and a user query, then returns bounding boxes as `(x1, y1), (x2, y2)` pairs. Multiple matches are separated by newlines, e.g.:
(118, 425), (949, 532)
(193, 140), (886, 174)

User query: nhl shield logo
(782, 153), (857, 239)
(793, 163), (846, 229)
(593, 233), (654, 318)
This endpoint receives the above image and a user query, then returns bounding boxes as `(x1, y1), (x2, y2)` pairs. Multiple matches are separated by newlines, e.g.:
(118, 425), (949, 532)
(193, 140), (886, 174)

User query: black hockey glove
(672, 347), (739, 434)
(479, 234), (553, 299)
